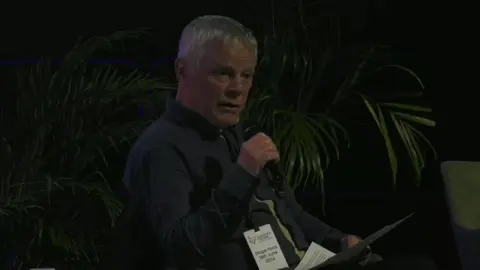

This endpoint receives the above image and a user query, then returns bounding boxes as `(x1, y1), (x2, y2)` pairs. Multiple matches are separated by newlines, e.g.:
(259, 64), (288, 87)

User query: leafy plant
(243, 2), (436, 195)
(0, 30), (172, 269)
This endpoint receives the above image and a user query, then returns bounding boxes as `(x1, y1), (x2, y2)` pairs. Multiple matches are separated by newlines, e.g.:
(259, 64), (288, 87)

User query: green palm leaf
(245, 12), (436, 199)
(353, 63), (435, 184)
(1, 30), (171, 268)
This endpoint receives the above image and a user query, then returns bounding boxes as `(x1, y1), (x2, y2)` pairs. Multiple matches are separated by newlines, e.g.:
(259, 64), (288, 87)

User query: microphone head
(243, 124), (264, 140)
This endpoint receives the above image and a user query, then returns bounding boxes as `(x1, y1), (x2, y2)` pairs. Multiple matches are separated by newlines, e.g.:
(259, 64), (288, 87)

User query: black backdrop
(1, 1), (477, 269)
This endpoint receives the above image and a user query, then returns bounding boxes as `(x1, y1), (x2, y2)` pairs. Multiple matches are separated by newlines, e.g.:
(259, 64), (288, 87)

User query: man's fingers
(348, 235), (361, 247)
(263, 149), (280, 163)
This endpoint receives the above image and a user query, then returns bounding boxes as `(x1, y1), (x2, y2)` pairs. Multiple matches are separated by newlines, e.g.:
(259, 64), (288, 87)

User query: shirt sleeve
(135, 145), (259, 268)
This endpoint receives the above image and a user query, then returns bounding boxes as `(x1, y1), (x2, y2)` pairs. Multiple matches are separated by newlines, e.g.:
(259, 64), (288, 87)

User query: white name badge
(243, 224), (290, 270)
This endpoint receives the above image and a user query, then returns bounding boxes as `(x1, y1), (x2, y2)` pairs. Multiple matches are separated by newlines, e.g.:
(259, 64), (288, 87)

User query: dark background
(1, 1), (477, 269)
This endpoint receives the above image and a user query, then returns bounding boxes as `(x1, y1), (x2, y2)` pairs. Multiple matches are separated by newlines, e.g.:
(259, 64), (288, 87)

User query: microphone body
(265, 162), (285, 197)
(243, 125), (285, 196)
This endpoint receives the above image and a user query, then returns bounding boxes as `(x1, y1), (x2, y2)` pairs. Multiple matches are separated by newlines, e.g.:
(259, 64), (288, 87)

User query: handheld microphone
(243, 125), (285, 196)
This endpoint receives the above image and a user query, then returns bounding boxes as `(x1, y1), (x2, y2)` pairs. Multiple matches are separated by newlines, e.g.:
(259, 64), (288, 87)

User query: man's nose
(225, 88), (242, 99)
(227, 76), (244, 92)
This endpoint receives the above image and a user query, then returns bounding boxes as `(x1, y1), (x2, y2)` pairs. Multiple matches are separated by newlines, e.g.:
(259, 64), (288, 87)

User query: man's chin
(214, 114), (240, 128)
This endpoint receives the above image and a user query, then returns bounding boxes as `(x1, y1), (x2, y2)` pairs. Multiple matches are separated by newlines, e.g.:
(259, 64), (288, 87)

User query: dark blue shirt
(123, 100), (345, 269)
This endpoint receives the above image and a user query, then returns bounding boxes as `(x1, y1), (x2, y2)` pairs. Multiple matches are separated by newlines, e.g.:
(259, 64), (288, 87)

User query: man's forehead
(202, 42), (256, 66)
(205, 39), (254, 56)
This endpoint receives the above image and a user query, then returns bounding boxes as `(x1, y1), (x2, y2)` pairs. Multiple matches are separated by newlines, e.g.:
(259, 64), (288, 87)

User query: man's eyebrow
(214, 65), (234, 70)
(211, 63), (255, 73)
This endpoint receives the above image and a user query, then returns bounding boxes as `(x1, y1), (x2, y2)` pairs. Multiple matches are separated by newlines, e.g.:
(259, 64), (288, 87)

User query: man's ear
(175, 58), (185, 80)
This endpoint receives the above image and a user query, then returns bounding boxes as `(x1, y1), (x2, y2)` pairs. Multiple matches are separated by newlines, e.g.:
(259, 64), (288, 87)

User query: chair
(441, 161), (480, 270)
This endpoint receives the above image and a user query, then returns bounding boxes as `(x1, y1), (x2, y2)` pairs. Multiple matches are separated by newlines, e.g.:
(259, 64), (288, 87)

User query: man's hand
(342, 235), (378, 265)
(238, 133), (280, 176)
(342, 235), (362, 249)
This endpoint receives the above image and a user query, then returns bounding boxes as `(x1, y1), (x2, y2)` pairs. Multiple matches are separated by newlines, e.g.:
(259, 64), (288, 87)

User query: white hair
(177, 15), (257, 65)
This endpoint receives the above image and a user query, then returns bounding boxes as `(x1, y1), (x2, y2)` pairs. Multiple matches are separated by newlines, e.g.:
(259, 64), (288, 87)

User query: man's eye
(218, 71), (230, 76)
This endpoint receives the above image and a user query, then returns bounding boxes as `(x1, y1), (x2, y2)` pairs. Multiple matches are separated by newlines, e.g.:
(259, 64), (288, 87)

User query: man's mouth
(217, 102), (240, 109)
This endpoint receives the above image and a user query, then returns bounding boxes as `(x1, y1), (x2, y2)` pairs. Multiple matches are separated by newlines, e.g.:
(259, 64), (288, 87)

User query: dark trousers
(318, 256), (438, 270)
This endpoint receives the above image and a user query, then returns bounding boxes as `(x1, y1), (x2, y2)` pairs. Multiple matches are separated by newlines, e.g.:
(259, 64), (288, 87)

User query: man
(123, 15), (437, 270)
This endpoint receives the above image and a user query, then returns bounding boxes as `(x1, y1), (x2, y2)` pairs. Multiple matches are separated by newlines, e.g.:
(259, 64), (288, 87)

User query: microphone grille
(243, 125), (263, 140)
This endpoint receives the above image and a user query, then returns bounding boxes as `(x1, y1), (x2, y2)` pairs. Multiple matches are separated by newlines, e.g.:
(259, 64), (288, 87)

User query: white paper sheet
(294, 213), (414, 269)
(294, 242), (335, 270)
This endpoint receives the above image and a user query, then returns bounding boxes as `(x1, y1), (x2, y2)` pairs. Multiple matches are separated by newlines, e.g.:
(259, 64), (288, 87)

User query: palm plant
(0, 30), (172, 269)
(243, 2), (436, 196)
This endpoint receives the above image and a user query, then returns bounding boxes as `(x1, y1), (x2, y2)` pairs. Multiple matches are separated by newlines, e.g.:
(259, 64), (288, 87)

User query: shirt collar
(163, 94), (223, 140)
